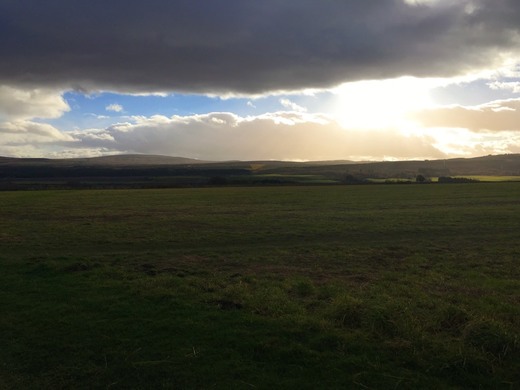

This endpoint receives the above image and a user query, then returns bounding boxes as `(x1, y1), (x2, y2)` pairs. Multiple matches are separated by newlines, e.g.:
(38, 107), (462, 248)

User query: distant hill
(1, 153), (519, 172)
(0, 154), (210, 166)
(1, 153), (519, 190)
(221, 154), (519, 180)
(1, 153), (519, 174)
(344, 154), (520, 177)
(75, 154), (213, 166)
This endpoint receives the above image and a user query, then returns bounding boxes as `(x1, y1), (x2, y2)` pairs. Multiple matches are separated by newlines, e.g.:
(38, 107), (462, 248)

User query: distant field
(453, 175), (520, 182)
(235, 173), (338, 184)
(1, 184), (519, 389)
(367, 176), (520, 183)
(366, 178), (413, 183)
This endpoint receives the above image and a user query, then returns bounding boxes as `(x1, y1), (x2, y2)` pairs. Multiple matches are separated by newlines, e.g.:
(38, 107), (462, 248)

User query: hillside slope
(1, 154), (519, 189)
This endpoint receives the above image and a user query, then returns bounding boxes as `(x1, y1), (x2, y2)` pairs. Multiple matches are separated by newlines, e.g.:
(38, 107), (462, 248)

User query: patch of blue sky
(431, 78), (520, 106)
(42, 92), (248, 131)
(41, 90), (335, 131)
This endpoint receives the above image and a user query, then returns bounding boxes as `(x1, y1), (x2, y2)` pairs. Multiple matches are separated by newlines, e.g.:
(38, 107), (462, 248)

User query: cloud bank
(413, 99), (520, 132)
(1, 0), (520, 94)
(3, 109), (520, 160)
(0, 86), (69, 121)
(0, 112), (443, 160)
(67, 112), (443, 161)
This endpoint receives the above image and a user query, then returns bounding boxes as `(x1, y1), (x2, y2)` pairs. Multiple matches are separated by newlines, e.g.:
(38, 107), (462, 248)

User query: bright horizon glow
(4, 68), (520, 161)
(2, 67), (520, 160)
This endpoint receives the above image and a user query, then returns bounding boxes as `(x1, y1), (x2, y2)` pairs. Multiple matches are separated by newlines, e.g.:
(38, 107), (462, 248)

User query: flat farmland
(1, 184), (519, 389)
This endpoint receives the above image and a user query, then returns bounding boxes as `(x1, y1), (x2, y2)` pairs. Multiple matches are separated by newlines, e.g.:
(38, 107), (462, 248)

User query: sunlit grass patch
(454, 175), (520, 182)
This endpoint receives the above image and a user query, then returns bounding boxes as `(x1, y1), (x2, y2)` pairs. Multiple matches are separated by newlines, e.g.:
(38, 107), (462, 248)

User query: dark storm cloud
(1, 0), (519, 94)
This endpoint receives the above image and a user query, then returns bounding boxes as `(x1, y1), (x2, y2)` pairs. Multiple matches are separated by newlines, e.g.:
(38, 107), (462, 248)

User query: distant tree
(344, 174), (366, 184)
(208, 176), (228, 186)
(438, 176), (479, 183)
(416, 174), (427, 183)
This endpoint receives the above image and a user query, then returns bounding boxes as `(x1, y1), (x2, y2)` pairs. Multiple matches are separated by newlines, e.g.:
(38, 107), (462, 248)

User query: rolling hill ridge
(1, 153), (519, 189)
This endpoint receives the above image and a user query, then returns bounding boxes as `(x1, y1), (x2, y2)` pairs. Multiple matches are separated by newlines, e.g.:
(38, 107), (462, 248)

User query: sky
(1, 0), (520, 161)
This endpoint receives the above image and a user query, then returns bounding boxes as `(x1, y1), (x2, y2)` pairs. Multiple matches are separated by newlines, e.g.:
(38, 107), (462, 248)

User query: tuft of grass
(463, 319), (519, 360)
(325, 294), (364, 328)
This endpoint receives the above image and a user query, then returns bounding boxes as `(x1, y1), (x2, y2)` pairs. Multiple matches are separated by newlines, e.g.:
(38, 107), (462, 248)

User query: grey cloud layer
(1, 0), (519, 94)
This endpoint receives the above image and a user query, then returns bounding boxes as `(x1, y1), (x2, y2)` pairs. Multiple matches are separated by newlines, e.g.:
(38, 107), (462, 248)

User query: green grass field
(453, 176), (520, 182)
(1, 184), (519, 389)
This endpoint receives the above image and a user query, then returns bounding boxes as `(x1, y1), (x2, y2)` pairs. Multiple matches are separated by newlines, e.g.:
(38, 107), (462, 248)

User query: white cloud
(85, 113), (110, 120)
(105, 103), (124, 113)
(71, 111), (444, 161)
(488, 81), (520, 93)
(426, 127), (520, 157)
(279, 98), (307, 112)
(0, 86), (69, 121)
(0, 120), (75, 157)
(1, 109), (517, 160)
(0, 120), (73, 141)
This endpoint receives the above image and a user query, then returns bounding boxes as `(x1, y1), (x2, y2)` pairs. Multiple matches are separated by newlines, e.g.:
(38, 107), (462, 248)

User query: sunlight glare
(332, 77), (435, 130)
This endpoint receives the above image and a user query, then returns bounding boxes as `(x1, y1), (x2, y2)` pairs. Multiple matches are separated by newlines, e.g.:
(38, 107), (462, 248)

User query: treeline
(0, 165), (250, 179)
(437, 176), (480, 183)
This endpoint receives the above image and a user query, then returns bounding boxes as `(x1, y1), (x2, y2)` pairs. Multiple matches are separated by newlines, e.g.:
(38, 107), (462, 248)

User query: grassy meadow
(1, 184), (519, 389)
(452, 176), (520, 182)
